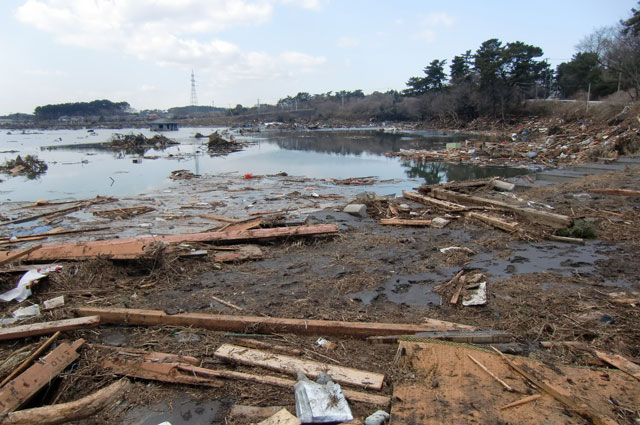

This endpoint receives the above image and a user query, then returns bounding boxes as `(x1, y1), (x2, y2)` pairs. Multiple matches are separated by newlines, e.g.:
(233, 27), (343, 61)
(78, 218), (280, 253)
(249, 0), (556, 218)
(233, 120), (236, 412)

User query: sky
(0, 0), (636, 115)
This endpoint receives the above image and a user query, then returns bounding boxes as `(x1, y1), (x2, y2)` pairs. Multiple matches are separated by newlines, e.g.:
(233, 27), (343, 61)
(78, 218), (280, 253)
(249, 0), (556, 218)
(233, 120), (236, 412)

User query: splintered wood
(214, 344), (384, 390)
(390, 341), (636, 425)
(0, 339), (84, 414)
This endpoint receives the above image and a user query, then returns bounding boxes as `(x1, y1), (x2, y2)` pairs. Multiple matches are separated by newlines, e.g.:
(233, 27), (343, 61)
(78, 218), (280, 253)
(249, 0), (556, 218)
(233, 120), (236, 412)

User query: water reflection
(403, 160), (529, 185)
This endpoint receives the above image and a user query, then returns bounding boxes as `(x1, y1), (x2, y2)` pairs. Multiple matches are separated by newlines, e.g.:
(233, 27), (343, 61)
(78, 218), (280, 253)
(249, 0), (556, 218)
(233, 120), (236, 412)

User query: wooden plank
(174, 364), (390, 406)
(0, 224), (338, 261)
(74, 307), (473, 337)
(367, 330), (512, 344)
(0, 339), (84, 414)
(587, 188), (640, 197)
(0, 332), (61, 387)
(500, 394), (542, 410)
(549, 235), (585, 244)
(431, 189), (572, 228)
(214, 344), (384, 390)
(219, 217), (263, 232)
(0, 378), (129, 425)
(257, 409), (300, 425)
(595, 350), (640, 381)
(103, 358), (223, 387)
(229, 405), (284, 423)
(379, 218), (432, 226)
(492, 346), (618, 425)
(0, 204), (86, 227)
(0, 316), (100, 342)
(0, 245), (42, 267)
(402, 190), (467, 212)
(198, 214), (242, 223)
(232, 338), (303, 356)
(467, 212), (519, 232)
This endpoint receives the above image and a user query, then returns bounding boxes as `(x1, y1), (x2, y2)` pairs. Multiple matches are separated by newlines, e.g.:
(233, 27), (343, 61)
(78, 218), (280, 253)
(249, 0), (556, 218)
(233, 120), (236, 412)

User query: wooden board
(390, 341), (636, 425)
(467, 212), (519, 232)
(431, 188), (572, 228)
(215, 344), (384, 390)
(595, 350), (640, 381)
(0, 224), (338, 261)
(367, 330), (513, 344)
(175, 364), (391, 406)
(103, 358), (223, 387)
(0, 316), (100, 341)
(74, 307), (474, 337)
(402, 191), (467, 212)
(379, 218), (432, 226)
(0, 339), (84, 414)
(587, 188), (640, 197)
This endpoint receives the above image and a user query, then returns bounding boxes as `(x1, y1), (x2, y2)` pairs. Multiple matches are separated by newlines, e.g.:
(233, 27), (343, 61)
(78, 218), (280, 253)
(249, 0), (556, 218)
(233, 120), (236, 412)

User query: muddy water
(0, 127), (529, 202)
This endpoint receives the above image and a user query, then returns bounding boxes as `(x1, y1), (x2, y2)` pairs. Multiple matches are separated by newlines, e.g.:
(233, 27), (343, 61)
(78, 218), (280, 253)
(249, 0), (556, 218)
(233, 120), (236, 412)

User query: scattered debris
(0, 155), (47, 179)
(294, 371), (353, 423)
(0, 265), (62, 303)
(108, 133), (178, 154)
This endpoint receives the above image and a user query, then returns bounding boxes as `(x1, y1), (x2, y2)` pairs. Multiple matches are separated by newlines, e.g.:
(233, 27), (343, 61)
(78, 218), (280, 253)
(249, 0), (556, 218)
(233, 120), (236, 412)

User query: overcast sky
(0, 0), (635, 115)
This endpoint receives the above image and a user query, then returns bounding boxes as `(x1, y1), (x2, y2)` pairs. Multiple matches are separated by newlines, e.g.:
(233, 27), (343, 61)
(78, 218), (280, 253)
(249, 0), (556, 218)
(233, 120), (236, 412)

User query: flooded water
(0, 127), (529, 201)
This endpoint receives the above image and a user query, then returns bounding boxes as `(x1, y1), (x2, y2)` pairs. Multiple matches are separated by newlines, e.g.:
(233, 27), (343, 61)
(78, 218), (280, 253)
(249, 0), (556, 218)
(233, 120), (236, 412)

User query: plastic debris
(12, 304), (41, 320)
(294, 371), (353, 423)
(0, 265), (62, 303)
(315, 337), (336, 350)
(365, 410), (390, 425)
(462, 281), (487, 306)
(43, 295), (65, 310)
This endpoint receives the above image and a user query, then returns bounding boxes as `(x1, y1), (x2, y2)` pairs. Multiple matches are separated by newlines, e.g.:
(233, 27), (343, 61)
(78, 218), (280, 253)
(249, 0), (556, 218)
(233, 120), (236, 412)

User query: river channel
(0, 127), (530, 202)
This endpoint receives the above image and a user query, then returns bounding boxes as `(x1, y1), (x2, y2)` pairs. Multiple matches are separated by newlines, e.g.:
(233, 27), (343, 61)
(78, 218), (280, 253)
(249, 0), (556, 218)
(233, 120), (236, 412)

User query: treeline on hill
(34, 100), (131, 120)
(246, 3), (640, 125)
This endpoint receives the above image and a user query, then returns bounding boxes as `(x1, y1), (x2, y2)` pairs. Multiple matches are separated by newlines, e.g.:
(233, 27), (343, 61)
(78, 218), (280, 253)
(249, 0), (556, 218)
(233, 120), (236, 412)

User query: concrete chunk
(343, 204), (367, 218)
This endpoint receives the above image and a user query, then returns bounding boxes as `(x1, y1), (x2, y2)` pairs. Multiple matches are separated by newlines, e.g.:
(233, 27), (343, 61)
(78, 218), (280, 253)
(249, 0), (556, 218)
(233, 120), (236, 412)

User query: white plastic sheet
(0, 265), (62, 303)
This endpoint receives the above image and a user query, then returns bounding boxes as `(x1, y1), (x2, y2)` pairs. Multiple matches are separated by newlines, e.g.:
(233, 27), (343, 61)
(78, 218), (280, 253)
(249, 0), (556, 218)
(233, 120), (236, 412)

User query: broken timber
(0, 224), (338, 261)
(587, 188), (640, 197)
(0, 339), (84, 414)
(467, 212), (519, 232)
(0, 378), (129, 425)
(0, 245), (42, 267)
(74, 307), (474, 337)
(0, 332), (61, 387)
(215, 344), (384, 390)
(594, 350), (640, 381)
(0, 316), (100, 342)
(366, 330), (512, 344)
(402, 190), (466, 212)
(103, 358), (223, 387)
(379, 218), (432, 226)
(179, 364), (390, 406)
(431, 188), (572, 228)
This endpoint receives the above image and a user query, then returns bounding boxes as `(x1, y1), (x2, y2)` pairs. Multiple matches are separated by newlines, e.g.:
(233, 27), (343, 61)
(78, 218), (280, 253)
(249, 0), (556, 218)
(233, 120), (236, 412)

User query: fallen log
(0, 378), (129, 425)
(402, 190), (467, 212)
(466, 212), (519, 233)
(74, 307), (474, 337)
(0, 224), (338, 261)
(431, 189), (572, 228)
(379, 218), (432, 226)
(587, 188), (640, 197)
(0, 340), (84, 414)
(215, 344), (384, 390)
(0, 316), (100, 342)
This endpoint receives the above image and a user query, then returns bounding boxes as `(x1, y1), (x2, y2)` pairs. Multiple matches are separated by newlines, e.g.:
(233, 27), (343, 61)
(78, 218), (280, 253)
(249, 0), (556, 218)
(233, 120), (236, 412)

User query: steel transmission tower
(190, 70), (198, 106)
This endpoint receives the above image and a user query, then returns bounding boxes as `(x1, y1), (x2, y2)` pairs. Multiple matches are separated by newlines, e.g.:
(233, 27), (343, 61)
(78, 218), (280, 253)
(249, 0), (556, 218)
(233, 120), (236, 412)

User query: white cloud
(24, 69), (67, 77)
(15, 0), (325, 82)
(337, 36), (359, 48)
(412, 11), (455, 43)
(280, 0), (326, 10)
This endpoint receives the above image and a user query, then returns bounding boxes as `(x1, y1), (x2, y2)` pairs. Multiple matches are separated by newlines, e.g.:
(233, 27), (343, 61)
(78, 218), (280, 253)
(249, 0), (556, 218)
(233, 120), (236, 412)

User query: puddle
(0, 127), (529, 202)
(122, 394), (224, 425)
(348, 271), (454, 307)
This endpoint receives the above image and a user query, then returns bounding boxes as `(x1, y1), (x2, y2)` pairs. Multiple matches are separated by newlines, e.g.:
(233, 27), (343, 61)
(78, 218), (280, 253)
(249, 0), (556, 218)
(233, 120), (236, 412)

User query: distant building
(150, 119), (178, 131)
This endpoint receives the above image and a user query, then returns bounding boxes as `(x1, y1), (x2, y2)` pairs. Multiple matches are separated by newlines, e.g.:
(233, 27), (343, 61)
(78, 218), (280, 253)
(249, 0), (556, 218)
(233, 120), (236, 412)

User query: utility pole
(617, 72), (622, 92)
(190, 70), (198, 106)
(586, 83), (591, 113)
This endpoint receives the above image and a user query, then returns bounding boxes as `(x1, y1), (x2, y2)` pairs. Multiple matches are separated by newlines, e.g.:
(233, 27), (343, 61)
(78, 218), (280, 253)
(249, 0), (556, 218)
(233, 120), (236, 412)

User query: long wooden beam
(402, 190), (467, 212)
(431, 188), (572, 228)
(0, 224), (338, 261)
(74, 307), (474, 337)
(0, 316), (100, 341)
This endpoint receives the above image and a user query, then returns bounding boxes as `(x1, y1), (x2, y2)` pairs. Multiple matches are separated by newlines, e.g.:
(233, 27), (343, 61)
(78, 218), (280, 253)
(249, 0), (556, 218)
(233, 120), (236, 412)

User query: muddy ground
(0, 163), (639, 424)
